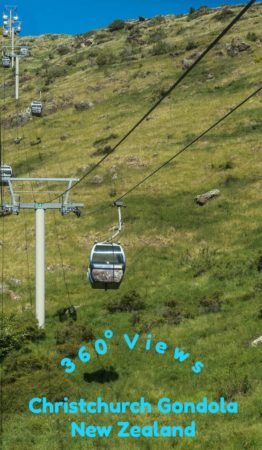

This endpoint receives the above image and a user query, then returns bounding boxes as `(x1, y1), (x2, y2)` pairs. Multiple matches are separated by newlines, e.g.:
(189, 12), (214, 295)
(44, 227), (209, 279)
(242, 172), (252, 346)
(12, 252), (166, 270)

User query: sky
(1, 0), (260, 36)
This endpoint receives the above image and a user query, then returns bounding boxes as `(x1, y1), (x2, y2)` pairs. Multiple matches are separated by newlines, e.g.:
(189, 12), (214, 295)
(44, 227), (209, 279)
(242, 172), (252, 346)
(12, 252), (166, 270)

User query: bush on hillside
(188, 6), (210, 21)
(148, 29), (167, 44)
(199, 294), (222, 313)
(45, 65), (67, 84)
(108, 19), (125, 32)
(96, 50), (117, 66)
(149, 16), (165, 26)
(57, 45), (71, 56)
(120, 46), (135, 62)
(214, 7), (234, 21)
(0, 314), (45, 361)
(186, 41), (199, 51)
(246, 32), (258, 42)
(106, 291), (146, 313)
(151, 40), (173, 55)
(56, 322), (95, 345)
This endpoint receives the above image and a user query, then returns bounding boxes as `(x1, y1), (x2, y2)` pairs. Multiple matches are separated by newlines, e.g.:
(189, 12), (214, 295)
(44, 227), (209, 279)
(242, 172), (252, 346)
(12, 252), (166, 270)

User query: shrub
(148, 29), (167, 44)
(120, 46), (134, 62)
(130, 312), (141, 326)
(45, 65), (67, 84)
(75, 52), (88, 63)
(106, 291), (146, 313)
(199, 293), (222, 313)
(93, 133), (118, 147)
(214, 8), (234, 21)
(57, 45), (70, 56)
(151, 41), (172, 56)
(56, 323), (95, 345)
(65, 57), (75, 66)
(186, 41), (198, 51)
(0, 314), (45, 361)
(96, 50), (116, 66)
(82, 31), (95, 39)
(92, 144), (113, 156)
(176, 27), (185, 35)
(218, 375), (251, 400)
(188, 5), (209, 21)
(23, 84), (34, 92)
(5, 352), (46, 373)
(150, 16), (165, 26)
(96, 32), (109, 40)
(165, 300), (177, 308)
(246, 32), (258, 42)
(49, 34), (59, 40)
(163, 307), (183, 325)
(163, 300), (185, 325)
(224, 175), (239, 187)
(257, 256), (262, 272)
(217, 161), (235, 170)
(48, 65), (67, 78)
(108, 19), (125, 32)
(38, 85), (49, 93)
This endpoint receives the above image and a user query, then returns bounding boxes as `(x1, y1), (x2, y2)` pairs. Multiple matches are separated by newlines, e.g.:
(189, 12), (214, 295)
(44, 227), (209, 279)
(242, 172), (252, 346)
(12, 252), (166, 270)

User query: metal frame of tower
(3, 5), (22, 68)
(0, 177), (84, 328)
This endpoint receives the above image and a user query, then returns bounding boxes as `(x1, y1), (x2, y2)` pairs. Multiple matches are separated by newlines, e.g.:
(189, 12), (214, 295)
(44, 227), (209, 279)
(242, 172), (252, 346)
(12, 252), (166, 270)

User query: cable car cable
(68, 84), (261, 221)
(116, 85), (261, 201)
(49, 0), (256, 203)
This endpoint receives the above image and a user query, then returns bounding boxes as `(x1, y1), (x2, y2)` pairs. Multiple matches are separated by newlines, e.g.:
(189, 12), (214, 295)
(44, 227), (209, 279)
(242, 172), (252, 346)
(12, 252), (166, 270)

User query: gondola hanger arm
(109, 201), (126, 242)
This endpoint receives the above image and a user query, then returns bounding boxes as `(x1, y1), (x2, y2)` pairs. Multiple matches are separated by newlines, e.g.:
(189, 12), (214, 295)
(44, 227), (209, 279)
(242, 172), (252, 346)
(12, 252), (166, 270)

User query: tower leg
(35, 208), (45, 328)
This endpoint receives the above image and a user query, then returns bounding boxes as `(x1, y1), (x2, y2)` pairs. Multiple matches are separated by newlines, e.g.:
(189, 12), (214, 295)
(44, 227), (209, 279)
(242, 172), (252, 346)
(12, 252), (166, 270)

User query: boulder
(74, 101), (94, 111)
(91, 175), (104, 185)
(8, 278), (22, 287)
(250, 336), (262, 347)
(195, 189), (220, 206)
(30, 137), (42, 146)
(226, 39), (251, 57)
(182, 58), (193, 70)
(182, 52), (202, 69)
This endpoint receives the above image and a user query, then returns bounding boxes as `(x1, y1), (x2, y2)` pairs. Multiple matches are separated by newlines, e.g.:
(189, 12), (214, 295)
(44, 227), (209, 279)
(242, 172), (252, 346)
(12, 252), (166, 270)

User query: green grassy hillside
(1, 4), (262, 449)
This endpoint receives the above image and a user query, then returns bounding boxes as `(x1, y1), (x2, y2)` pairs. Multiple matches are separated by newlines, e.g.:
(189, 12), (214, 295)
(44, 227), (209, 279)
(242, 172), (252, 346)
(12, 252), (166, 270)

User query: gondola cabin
(0, 165), (13, 186)
(88, 242), (126, 289)
(31, 101), (43, 117)
(2, 55), (11, 68)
